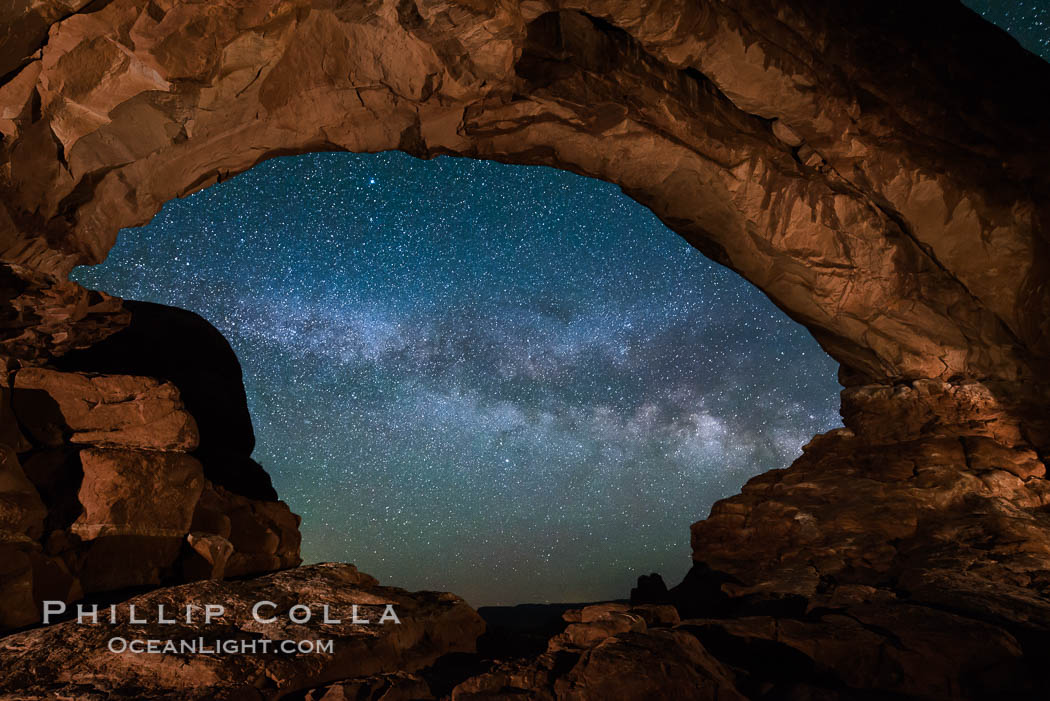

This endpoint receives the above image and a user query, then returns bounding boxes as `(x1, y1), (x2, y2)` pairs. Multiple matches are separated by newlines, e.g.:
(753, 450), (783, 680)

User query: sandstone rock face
(191, 481), (302, 578)
(675, 379), (1050, 698)
(452, 602), (745, 700)
(690, 380), (1050, 599)
(0, 563), (485, 700)
(13, 367), (199, 451)
(0, 262), (129, 362)
(74, 448), (204, 537)
(55, 300), (278, 500)
(0, 359), (300, 630)
(0, 0), (1047, 387)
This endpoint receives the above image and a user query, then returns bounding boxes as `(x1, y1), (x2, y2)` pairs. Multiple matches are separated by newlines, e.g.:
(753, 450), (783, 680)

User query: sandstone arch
(2, 0), (1048, 389)
(2, 1), (1050, 698)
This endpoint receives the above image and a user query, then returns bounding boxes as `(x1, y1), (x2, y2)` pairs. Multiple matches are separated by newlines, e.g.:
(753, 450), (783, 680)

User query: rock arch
(2, 0), (1047, 387)
(2, 1), (1050, 697)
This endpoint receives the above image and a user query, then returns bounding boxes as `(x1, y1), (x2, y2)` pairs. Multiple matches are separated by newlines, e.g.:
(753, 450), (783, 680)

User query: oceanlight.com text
(107, 637), (335, 655)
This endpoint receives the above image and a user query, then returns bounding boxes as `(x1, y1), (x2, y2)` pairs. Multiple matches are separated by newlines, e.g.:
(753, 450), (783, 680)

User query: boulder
(191, 482), (301, 576)
(54, 301), (277, 500)
(0, 563), (485, 700)
(182, 532), (235, 581)
(72, 448), (205, 539)
(452, 608), (744, 701)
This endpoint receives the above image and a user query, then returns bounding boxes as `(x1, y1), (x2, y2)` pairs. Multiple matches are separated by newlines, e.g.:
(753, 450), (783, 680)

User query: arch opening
(69, 150), (842, 605)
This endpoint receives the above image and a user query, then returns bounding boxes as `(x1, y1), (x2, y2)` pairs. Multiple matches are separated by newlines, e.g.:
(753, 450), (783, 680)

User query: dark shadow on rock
(475, 601), (623, 660)
(10, 387), (68, 447)
(53, 300), (277, 501)
(20, 448), (84, 532)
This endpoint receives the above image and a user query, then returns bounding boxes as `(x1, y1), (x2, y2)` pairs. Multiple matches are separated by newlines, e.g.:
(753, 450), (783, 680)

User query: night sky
(71, 3), (1045, 607)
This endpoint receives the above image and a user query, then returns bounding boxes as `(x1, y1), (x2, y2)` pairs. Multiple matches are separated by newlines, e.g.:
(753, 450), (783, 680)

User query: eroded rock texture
(1, 0), (1049, 699)
(675, 381), (1050, 698)
(452, 602), (751, 700)
(1, 0), (1049, 386)
(54, 300), (279, 500)
(0, 563), (484, 700)
(0, 299), (301, 630)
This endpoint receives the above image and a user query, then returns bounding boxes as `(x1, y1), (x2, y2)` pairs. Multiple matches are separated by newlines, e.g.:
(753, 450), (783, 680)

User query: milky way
(71, 4), (1046, 607)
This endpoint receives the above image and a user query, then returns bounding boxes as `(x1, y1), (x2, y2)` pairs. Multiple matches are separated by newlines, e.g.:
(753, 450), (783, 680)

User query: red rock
(0, 1), (1046, 388)
(453, 622), (744, 701)
(0, 563), (484, 700)
(192, 482), (302, 576)
(13, 368), (199, 451)
(182, 531), (234, 581)
(55, 301), (278, 500)
(1, 1), (1050, 698)
(72, 448), (204, 538)
(0, 263), (129, 362)
(0, 444), (46, 539)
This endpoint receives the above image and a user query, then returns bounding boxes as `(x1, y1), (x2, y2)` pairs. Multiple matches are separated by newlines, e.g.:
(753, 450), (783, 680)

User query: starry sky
(963, 1), (1049, 57)
(70, 3), (1046, 607)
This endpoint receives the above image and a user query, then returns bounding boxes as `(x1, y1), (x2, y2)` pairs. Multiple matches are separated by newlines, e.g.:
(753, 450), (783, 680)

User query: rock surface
(1, 340), (299, 631)
(0, 563), (485, 700)
(0, 0), (1047, 386)
(0, 262), (129, 362)
(671, 379), (1050, 698)
(55, 300), (278, 500)
(690, 380), (1050, 601)
(451, 602), (744, 700)
(13, 367), (200, 451)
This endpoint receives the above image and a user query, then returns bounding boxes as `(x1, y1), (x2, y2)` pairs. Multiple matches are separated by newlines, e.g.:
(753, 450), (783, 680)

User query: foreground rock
(0, 563), (484, 700)
(1, 355), (300, 631)
(673, 379), (1050, 698)
(452, 602), (744, 701)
